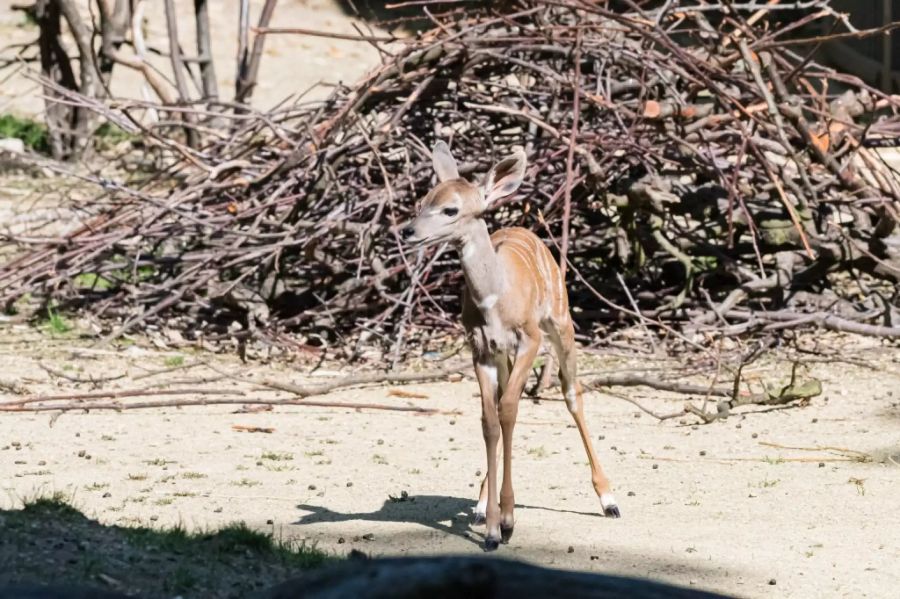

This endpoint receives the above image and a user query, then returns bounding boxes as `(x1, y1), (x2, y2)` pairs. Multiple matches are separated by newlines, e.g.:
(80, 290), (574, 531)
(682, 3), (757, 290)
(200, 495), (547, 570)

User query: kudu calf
(401, 141), (619, 551)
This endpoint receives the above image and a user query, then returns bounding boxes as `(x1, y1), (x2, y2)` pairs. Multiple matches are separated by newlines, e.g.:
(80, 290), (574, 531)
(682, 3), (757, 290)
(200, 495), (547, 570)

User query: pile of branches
(3, 0), (900, 360)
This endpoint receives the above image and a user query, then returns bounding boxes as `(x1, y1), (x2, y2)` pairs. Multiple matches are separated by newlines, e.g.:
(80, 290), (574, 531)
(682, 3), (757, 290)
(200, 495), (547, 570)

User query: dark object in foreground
(0, 584), (130, 599)
(260, 555), (732, 599)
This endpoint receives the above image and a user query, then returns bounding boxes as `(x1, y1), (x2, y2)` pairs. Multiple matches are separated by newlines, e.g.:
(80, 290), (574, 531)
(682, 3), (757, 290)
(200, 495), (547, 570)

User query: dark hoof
(484, 536), (501, 552)
(604, 504), (621, 518)
(473, 512), (486, 526)
(500, 526), (514, 544)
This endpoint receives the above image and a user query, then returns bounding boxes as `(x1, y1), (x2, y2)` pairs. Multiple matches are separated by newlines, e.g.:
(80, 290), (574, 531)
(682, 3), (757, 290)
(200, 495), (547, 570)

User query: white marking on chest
(478, 294), (498, 310)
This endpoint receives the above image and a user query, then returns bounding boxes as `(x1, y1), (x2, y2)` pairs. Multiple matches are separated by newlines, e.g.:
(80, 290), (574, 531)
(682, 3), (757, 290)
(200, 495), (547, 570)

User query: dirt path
(1, 326), (898, 598)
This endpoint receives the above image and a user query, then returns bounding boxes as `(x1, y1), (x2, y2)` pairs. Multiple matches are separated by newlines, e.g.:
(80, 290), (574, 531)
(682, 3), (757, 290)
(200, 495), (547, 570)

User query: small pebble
(598, 435), (605, 441)
(449, 420), (456, 425)
(818, 462), (825, 468)
(751, 433), (758, 439)
(77, 450), (86, 457)
(149, 515), (159, 522)
(590, 555), (599, 561)
(337, 537), (345, 544)
(347, 481), (354, 487)
(213, 507), (223, 513)
(266, 519), (274, 525)
(102, 492), (111, 498)
(476, 470), (482, 477)
(652, 464), (658, 470)
(610, 446), (617, 451)
(417, 427), (425, 432)
(308, 484), (317, 491)
(699, 450), (706, 456)
(38, 460), (46, 466)
(735, 424), (742, 429)
(567, 546), (574, 553)
(377, 439), (384, 445)
(627, 491), (636, 497)
(449, 438), (454, 442)
(362, 533), (375, 541)
(811, 418), (818, 423)
(768, 579), (777, 586)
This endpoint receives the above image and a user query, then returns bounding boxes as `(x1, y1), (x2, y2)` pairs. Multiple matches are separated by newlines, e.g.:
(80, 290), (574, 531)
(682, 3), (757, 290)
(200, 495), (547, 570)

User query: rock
(0, 138), (25, 154)
(256, 556), (731, 598)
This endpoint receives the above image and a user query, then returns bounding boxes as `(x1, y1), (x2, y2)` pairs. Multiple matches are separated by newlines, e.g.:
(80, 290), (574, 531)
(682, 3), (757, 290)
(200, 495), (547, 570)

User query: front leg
(475, 353), (509, 525)
(473, 357), (502, 550)
(497, 331), (540, 544)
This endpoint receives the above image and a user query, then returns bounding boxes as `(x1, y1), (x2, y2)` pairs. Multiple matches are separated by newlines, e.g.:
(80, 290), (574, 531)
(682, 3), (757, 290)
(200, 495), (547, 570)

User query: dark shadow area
(0, 496), (328, 599)
(295, 494), (481, 546)
(267, 554), (733, 598)
(0, 497), (744, 598)
(295, 494), (609, 545)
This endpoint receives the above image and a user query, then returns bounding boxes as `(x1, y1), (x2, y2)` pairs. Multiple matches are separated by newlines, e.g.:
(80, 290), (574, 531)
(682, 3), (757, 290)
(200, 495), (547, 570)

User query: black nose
(400, 226), (415, 240)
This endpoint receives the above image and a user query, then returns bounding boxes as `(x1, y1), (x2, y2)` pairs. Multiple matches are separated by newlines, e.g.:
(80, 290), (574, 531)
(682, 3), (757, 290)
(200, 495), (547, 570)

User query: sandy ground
(2, 4), (900, 597)
(1, 325), (899, 599)
(0, 0), (387, 117)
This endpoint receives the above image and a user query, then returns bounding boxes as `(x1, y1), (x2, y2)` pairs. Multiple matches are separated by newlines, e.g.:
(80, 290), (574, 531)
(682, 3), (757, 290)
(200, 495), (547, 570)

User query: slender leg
(549, 321), (620, 518)
(473, 358), (503, 550)
(474, 354), (508, 525)
(498, 333), (540, 543)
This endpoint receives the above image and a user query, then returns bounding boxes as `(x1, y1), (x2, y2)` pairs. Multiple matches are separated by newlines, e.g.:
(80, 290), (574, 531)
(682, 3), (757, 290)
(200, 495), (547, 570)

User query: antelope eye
(443, 207), (459, 217)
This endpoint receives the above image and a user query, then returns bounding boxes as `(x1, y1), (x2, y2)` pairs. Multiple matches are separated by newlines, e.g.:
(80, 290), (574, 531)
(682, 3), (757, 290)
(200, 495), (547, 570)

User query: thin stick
(0, 398), (445, 414)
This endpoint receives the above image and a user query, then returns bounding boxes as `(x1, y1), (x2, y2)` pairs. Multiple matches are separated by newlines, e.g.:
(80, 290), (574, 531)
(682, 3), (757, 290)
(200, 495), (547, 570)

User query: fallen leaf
(811, 131), (830, 154)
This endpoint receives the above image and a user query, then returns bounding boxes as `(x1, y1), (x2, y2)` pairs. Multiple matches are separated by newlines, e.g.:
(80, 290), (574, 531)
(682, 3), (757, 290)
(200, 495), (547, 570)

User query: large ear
(432, 141), (459, 182)
(481, 146), (527, 206)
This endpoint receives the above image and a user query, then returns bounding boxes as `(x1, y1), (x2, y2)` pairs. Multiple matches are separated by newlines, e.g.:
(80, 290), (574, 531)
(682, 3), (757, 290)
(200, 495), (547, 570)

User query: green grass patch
(73, 272), (113, 291)
(94, 121), (134, 145)
(42, 305), (72, 335)
(164, 355), (185, 367)
(0, 113), (49, 153)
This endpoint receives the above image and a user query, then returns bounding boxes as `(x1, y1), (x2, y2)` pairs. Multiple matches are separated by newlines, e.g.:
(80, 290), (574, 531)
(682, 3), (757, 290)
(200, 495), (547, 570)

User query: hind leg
(547, 321), (620, 517)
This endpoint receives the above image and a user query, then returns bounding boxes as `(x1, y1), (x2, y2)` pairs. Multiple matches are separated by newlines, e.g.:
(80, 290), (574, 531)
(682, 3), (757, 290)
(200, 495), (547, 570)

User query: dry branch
(4, 1), (900, 360)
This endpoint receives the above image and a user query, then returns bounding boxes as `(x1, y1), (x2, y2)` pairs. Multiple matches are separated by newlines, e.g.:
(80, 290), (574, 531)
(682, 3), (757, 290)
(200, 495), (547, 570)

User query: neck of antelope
(457, 218), (504, 309)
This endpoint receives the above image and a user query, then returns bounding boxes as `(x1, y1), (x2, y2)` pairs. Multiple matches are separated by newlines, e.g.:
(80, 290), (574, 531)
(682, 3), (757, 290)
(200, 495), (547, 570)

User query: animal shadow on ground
(294, 495), (606, 547)
(295, 495), (481, 545)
